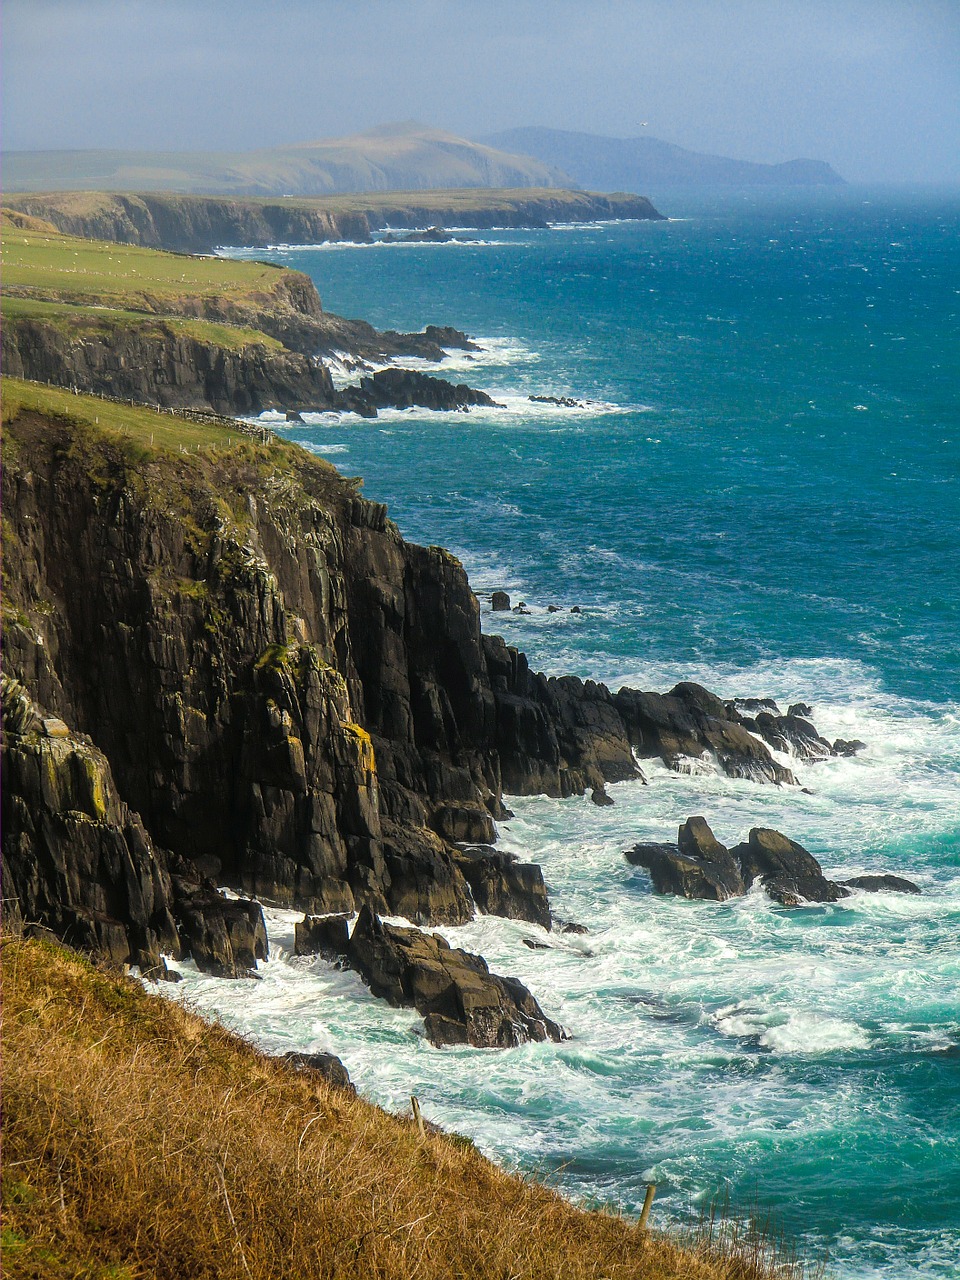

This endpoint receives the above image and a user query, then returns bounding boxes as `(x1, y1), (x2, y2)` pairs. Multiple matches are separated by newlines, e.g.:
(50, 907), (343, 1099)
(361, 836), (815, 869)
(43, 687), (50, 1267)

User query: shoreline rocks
(337, 366), (504, 416)
(627, 817), (919, 907)
(348, 906), (565, 1048)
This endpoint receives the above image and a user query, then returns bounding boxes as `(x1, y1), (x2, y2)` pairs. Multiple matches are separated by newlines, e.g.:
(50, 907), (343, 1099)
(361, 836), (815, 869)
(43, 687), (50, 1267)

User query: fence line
(12, 377), (276, 442)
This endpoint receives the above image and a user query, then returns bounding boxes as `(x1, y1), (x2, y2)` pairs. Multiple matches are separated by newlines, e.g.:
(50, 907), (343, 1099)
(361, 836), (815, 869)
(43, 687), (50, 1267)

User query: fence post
(638, 1184), (656, 1231)
(411, 1095), (426, 1141)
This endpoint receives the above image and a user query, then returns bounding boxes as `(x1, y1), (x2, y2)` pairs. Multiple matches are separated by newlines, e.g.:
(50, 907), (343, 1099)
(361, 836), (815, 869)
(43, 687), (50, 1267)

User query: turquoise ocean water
(176, 191), (959, 1277)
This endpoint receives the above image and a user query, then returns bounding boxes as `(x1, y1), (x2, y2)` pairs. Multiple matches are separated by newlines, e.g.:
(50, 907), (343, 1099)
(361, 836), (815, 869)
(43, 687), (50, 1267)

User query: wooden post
(638, 1184), (656, 1231)
(411, 1095), (425, 1141)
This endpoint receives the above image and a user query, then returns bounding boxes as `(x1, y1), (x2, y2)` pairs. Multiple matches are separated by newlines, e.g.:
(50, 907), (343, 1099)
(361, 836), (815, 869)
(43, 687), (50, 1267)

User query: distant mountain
(3, 123), (574, 196)
(479, 127), (845, 189)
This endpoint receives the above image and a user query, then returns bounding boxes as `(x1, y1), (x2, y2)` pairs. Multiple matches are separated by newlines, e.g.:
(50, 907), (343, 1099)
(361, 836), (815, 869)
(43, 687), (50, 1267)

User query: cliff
(3, 187), (665, 254)
(1, 213), (497, 414)
(3, 385), (817, 985)
(1, 308), (340, 415)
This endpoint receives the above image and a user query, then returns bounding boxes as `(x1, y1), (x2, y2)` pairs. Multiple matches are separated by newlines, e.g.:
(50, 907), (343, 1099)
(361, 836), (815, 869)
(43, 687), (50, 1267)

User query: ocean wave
(218, 238), (518, 255)
(712, 1003), (872, 1053)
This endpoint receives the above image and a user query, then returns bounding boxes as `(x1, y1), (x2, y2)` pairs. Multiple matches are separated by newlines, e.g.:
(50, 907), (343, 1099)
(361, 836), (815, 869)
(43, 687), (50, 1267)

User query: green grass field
(1, 376), (244, 452)
(1, 215), (285, 309)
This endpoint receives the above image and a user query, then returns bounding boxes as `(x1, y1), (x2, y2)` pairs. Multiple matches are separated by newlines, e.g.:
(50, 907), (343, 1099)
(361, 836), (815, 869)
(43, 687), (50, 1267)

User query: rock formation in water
(348, 906), (565, 1047)
(627, 818), (916, 906)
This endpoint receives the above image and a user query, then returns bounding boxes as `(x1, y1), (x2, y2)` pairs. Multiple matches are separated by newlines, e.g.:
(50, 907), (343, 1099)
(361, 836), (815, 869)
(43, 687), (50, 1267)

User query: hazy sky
(4, 0), (959, 183)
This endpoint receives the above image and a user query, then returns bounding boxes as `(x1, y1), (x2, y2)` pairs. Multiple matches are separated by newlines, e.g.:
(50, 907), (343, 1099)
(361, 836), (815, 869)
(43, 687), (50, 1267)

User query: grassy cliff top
(1, 212), (287, 310)
(2, 376), (247, 451)
(1, 378), (355, 510)
(2, 932), (798, 1280)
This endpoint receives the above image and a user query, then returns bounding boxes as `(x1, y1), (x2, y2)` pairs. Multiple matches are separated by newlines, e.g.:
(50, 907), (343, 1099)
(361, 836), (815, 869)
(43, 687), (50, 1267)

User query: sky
(3, 0), (959, 184)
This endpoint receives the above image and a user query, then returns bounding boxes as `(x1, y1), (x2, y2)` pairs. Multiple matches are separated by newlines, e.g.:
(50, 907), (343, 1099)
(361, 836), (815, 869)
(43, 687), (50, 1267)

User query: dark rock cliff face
(2, 409), (817, 980)
(1, 320), (495, 419)
(1, 318), (341, 415)
(3, 191), (665, 255)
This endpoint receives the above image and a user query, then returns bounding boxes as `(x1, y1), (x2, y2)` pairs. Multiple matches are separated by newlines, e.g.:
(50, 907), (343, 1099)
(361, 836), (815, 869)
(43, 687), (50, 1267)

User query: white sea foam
(712, 1004), (872, 1053)
(321, 335), (540, 388)
(218, 238), (519, 255)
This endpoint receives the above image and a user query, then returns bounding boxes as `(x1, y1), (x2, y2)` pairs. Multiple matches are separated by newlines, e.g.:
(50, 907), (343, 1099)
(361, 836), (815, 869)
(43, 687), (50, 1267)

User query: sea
(173, 189), (960, 1278)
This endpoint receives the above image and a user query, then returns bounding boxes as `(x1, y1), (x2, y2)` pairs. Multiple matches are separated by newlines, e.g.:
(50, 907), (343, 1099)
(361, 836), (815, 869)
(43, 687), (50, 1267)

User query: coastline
(3, 192), (957, 1280)
(2, 187), (665, 254)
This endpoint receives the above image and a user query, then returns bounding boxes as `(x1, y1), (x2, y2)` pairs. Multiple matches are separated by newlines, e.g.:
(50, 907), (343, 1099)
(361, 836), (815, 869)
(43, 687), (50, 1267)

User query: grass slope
(1, 214), (285, 310)
(1, 124), (570, 196)
(0, 211), (318, 371)
(2, 377), (246, 452)
(2, 934), (807, 1280)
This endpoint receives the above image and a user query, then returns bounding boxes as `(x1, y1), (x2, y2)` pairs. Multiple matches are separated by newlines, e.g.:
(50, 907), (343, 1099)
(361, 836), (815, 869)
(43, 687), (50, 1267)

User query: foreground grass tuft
(2, 934), (817, 1280)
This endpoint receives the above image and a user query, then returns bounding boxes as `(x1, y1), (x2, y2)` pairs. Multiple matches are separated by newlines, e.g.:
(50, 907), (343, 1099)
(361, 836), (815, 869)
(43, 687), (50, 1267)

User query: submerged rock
(347, 905), (565, 1048)
(528, 394), (586, 408)
(833, 739), (867, 757)
(841, 874), (921, 894)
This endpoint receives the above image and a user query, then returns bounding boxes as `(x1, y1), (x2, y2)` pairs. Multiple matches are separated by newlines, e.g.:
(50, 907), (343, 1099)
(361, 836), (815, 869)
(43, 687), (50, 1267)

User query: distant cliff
(481, 127), (845, 189)
(3, 188), (665, 255)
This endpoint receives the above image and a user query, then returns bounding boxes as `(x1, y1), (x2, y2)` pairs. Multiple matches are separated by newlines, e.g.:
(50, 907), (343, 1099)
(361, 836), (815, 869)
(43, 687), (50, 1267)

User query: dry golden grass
(2, 935), (817, 1280)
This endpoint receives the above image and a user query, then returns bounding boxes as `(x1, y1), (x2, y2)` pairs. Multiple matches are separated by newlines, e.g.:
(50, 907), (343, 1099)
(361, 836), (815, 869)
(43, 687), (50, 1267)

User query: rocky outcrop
(295, 912), (351, 957)
(627, 820), (917, 907)
(382, 227), (452, 243)
(171, 878), (268, 977)
(748, 711), (834, 762)
(282, 1050), (354, 1090)
(731, 828), (849, 905)
(625, 817), (745, 901)
(482, 637), (642, 797)
(454, 846), (552, 928)
(348, 906), (565, 1048)
(338, 367), (503, 416)
(615, 683), (796, 784)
